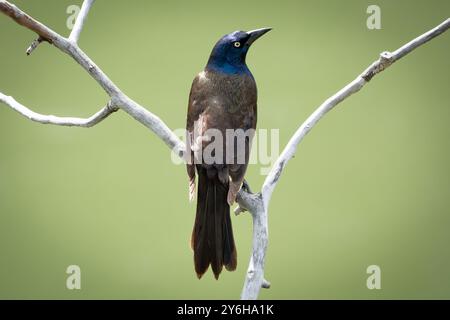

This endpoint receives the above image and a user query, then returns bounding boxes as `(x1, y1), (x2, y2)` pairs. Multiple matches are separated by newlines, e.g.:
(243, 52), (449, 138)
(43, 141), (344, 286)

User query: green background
(0, 0), (449, 299)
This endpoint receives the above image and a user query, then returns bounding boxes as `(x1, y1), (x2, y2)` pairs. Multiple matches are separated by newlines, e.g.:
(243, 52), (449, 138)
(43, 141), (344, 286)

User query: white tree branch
(0, 0), (185, 157)
(0, 0), (448, 300)
(262, 18), (450, 207)
(239, 18), (450, 300)
(69, 0), (95, 43)
(0, 93), (117, 127)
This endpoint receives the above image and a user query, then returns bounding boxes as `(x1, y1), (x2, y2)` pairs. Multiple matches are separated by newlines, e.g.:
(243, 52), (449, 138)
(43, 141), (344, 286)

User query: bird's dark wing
(186, 72), (206, 201)
(186, 69), (257, 278)
(186, 70), (257, 202)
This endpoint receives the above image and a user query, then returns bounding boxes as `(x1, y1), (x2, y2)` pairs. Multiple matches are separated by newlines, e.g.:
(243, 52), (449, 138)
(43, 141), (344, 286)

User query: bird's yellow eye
(233, 41), (241, 48)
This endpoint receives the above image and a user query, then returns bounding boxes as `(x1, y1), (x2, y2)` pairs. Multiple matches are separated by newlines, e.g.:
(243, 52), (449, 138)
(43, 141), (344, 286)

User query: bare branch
(0, 1), (59, 43)
(240, 18), (450, 300)
(0, 0), (185, 156)
(69, 0), (95, 43)
(24, 0), (95, 55)
(262, 18), (450, 206)
(0, 93), (117, 127)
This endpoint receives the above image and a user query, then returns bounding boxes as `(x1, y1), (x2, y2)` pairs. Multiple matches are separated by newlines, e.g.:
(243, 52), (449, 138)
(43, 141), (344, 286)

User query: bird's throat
(206, 58), (250, 75)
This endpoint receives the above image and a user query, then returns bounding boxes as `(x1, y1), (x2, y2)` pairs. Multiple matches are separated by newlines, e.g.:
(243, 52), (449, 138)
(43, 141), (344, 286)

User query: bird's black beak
(246, 27), (272, 46)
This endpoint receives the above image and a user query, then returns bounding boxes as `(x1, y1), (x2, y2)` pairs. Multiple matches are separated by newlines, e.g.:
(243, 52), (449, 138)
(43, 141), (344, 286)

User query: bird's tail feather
(191, 167), (237, 279)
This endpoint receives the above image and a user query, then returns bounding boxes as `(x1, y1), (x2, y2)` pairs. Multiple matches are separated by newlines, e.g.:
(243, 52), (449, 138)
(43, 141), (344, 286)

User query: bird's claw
(241, 179), (252, 193)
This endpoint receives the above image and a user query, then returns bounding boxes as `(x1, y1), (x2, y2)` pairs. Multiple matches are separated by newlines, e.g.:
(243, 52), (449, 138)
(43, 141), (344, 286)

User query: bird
(186, 28), (271, 279)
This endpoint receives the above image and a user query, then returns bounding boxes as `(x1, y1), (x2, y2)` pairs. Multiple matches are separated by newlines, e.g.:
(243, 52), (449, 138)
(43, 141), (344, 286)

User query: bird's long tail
(191, 166), (237, 279)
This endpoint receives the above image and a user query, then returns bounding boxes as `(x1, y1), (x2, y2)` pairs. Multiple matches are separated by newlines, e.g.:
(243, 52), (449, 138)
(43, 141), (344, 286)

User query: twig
(26, 36), (44, 55)
(69, 0), (95, 43)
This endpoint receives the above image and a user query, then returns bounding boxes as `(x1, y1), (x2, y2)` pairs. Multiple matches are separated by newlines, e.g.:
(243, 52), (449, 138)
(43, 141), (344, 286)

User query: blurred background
(0, 0), (449, 299)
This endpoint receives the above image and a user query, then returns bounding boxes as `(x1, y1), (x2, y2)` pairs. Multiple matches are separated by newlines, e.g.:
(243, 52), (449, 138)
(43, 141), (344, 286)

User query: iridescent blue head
(206, 28), (272, 75)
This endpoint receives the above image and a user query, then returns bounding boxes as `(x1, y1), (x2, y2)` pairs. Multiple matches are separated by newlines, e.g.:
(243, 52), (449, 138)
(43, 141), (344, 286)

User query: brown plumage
(187, 71), (256, 279)
(186, 28), (270, 279)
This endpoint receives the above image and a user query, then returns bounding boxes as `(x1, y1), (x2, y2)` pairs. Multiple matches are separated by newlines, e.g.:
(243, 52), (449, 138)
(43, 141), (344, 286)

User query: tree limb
(69, 0), (95, 43)
(0, 93), (117, 127)
(262, 18), (450, 208)
(24, 0), (95, 55)
(0, 0), (60, 43)
(240, 17), (450, 300)
(0, 0), (448, 300)
(0, 0), (185, 157)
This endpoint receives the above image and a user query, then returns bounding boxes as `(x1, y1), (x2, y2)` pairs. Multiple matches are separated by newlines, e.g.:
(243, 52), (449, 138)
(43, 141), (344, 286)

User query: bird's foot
(233, 179), (254, 215)
(241, 179), (252, 193)
(227, 181), (241, 206)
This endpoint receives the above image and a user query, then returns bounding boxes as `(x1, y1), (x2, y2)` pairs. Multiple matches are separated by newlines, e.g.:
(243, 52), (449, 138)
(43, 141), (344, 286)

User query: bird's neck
(206, 56), (250, 75)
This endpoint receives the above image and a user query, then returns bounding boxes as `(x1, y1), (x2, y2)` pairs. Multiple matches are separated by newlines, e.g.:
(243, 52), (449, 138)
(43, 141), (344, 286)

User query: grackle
(186, 28), (271, 279)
